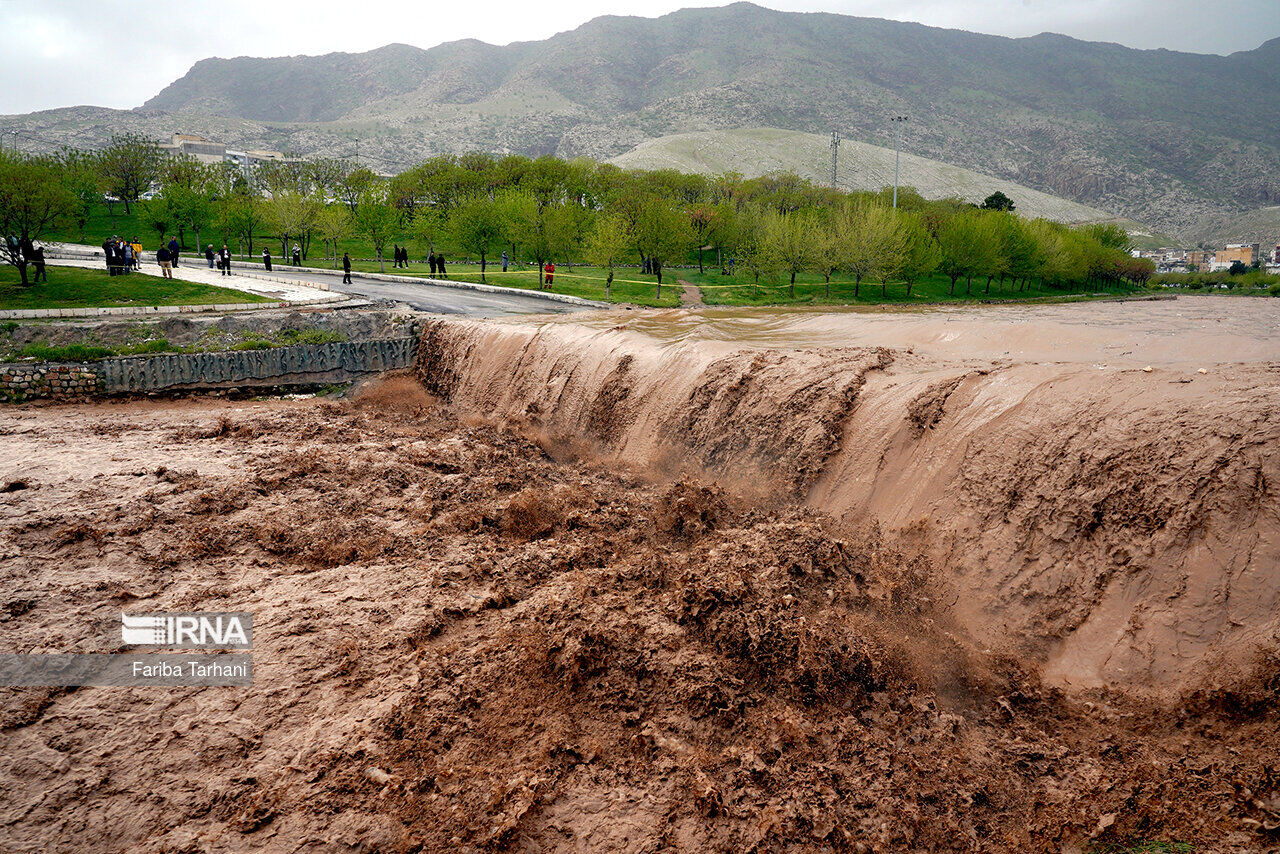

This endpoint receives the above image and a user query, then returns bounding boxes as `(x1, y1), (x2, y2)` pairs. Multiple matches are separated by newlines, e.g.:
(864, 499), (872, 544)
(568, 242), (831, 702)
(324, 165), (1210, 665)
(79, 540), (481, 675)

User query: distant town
(1131, 243), (1280, 275)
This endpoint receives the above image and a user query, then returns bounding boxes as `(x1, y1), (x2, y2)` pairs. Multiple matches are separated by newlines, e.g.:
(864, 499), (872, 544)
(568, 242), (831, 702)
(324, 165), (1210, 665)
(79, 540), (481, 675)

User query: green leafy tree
(267, 191), (323, 262)
(632, 196), (693, 298)
(584, 212), (633, 300)
(937, 211), (999, 295)
(96, 132), (162, 215)
(353, 182), (398, 272)
(449, 194), (507, 281)
(898, 211), (940, 298)
(315, 205), (353, 268)
(763, 210), (818, 298)
(0, 152), (77, 284)
(981, 191), (1015, 212)
(839, 201), (906, 298)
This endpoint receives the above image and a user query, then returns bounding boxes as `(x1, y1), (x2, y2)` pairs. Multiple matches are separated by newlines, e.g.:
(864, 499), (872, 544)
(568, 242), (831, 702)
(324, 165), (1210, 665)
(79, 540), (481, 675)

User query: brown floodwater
(503, 295), (1280, 367)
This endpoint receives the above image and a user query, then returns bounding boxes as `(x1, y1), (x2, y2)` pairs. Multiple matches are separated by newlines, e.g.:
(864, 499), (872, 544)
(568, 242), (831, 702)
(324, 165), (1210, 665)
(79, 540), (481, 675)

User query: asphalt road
(253, 266), (589, 317)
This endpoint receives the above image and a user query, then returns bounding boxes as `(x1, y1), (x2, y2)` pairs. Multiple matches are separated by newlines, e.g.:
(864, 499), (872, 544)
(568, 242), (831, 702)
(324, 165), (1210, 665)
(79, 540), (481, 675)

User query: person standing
(292, 243), (301, 266)
(341, 252), (352, 285)
(156, 244), (173, 279)
(131, 237), (143, 270)
(544, 261), (555, 287)
(427, 252), (437, 276)
(206, 244), (215, 268)
(219, 244), (231, 276)
(168, 236), (180, 268)
(122, 240), (134, 274)
(435, 254), (446, 279)
(31, 245), (47, 283)
(101, 238), (114, 275)
(501, 250), (509, 273)
(262, 248), (272, 272)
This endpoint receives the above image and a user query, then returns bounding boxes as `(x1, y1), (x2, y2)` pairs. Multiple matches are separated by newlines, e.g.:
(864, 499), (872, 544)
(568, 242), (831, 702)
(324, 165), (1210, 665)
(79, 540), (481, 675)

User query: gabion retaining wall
(1, 337), (416, 400)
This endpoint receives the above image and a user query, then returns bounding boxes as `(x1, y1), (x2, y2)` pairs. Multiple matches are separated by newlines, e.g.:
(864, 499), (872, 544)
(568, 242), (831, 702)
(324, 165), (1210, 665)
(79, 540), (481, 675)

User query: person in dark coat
(427, 252), (436, 276)
(103, 238), (116, 275)
(435, 254), (446, 279)
(292, 243), (301, 266)
(156, 244), (173, 279)
(168, 237), (180, 267)
(219, 245), (231, 276)
(31, 246), (46, 283)
(206, 245), (215, 268)
(342, 252), (352, 284)
(262, 248), (272, 271)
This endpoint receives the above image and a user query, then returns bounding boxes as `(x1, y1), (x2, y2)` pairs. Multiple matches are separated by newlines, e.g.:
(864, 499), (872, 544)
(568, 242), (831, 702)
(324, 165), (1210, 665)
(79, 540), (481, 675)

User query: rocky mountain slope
(5, 3), (1278, 241)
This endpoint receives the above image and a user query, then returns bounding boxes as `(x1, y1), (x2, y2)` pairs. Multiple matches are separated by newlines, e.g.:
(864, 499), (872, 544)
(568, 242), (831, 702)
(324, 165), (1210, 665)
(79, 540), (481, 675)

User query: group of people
(6, 235), (48, 282)
(427, 252), (447, 278)
(392, 245), (409, 268)
(103, 236), (145, 276)
(202, 244), (234, 276)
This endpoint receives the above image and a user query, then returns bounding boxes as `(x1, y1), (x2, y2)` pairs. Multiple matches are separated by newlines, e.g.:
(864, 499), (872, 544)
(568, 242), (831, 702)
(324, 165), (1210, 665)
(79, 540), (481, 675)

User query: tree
(55, 148), (101, 241)
(337, 166), (378, 213)
(687, 204), (720, 274)
(937, 211), (999, 296)
(763, 210), (818, 298)
(981, 191), (1015, 212)
(159, 157), (218, 252)
(897, 211), (940, 298)
(839, 201), (905, 298)
(315, 205), (353, 268)
(449, 194), (506, 281)
(267, 190), (322, 262)
(0, 152), (77, 284)
(731, 207), (780, 292)
(584, 212), (633, 300)
(215, 192), (264, 257)
(632, 196), (693, 298)
(96, 132), (162, 215)
(353, 182), (398, 273)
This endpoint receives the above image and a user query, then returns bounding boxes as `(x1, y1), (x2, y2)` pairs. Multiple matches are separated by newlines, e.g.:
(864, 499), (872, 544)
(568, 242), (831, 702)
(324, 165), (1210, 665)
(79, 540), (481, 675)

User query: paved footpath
(36, 244), (602, 318)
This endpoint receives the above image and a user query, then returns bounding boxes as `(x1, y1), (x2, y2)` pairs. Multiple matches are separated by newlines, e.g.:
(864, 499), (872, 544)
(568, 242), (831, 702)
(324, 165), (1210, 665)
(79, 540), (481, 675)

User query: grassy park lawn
(683, 268), (1142, 306)
(0, 264), (271, 310)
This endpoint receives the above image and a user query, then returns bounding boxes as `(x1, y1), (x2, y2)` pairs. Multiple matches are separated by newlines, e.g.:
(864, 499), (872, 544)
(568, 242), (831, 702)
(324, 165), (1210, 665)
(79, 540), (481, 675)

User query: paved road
(252, 266), (588, 317)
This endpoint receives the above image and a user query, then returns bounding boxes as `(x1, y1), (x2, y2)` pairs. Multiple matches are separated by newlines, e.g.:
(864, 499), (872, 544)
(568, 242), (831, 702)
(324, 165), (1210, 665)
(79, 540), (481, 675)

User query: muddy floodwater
(522, 294), (1280, 366)
(1, 295), (1278, 852)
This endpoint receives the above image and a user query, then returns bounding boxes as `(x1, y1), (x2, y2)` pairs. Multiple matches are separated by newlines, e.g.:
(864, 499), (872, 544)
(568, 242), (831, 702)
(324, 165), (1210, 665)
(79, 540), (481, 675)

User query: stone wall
(0, 365), (102, 399)
(0, 337), (416, 401)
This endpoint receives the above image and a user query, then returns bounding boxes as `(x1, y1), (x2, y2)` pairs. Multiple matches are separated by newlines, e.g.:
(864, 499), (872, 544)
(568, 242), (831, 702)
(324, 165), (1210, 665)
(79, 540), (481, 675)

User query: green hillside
(610, 128), (1117, 224)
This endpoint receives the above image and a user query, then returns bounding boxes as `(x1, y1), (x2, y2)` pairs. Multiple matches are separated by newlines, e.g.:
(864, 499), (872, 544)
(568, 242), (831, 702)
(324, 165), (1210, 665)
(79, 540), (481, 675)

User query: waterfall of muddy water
(417, 296), (1280, 691)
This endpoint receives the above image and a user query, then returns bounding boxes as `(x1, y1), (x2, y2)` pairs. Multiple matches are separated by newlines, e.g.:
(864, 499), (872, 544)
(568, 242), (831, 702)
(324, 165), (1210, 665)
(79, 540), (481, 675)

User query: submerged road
(254, 266), (590, 317)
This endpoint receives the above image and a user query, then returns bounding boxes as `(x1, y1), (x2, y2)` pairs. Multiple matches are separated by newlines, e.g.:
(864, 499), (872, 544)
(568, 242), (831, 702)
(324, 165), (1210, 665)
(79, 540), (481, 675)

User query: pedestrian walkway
(2, 253), (351, 320)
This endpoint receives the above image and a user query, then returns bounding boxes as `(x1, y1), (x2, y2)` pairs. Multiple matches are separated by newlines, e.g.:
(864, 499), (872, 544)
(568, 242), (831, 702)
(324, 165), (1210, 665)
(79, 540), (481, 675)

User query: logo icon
(120, 612), (252, 649)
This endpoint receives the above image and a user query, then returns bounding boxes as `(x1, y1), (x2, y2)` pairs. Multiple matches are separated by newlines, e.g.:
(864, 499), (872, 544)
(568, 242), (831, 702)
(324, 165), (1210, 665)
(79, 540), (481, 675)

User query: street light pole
(890, 116), (908, 208)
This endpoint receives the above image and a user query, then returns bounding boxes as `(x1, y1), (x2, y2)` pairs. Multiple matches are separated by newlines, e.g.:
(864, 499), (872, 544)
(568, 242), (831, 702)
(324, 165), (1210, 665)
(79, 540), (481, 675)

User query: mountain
(6, 3), (1279, 241)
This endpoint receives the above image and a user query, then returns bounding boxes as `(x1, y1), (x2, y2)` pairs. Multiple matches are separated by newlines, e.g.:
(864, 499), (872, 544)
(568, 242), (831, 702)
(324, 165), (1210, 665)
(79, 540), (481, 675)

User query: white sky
(2, 0), (1276, 115)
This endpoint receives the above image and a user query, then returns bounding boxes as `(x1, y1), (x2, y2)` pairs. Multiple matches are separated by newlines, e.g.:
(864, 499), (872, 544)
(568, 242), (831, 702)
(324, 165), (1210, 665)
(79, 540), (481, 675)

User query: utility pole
(829, 130), (840, 189)
(890, 116), (908, 208)
(354, 138), (359, 168)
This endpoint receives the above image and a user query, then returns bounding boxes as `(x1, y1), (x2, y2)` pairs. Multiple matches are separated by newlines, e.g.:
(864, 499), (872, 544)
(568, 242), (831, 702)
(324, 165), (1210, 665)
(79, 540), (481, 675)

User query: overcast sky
(3, 0), (1276, 115)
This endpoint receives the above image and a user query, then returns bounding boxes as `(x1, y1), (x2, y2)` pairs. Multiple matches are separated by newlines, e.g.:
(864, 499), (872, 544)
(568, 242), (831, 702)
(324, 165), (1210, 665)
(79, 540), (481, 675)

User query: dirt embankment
(415, 317), (1280, 692)
(1, 384), (1278, 852)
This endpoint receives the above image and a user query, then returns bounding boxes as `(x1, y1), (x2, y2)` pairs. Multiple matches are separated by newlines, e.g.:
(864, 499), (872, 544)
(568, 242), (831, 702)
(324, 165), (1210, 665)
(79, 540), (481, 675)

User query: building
(1186, 250), (1215, 270)
(158, 133), (227, 165)
(1209, 243), (1260, 271)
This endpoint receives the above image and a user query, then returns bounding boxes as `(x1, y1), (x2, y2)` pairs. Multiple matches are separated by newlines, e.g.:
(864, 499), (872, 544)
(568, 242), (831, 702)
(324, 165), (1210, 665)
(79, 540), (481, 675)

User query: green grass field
(0, 265), (271, 310)
(683, 268), (1138, 306)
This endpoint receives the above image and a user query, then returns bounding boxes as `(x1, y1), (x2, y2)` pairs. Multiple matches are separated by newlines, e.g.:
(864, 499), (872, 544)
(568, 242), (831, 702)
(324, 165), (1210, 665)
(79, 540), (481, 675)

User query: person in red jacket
(543, 261), (555, 287)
